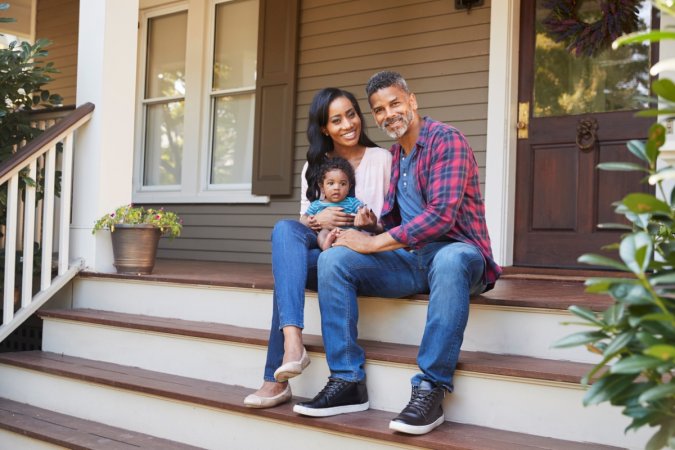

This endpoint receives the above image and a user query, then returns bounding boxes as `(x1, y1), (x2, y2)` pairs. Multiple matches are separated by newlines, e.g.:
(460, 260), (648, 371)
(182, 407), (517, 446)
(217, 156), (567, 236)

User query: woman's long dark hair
(305, 88), (377, 202)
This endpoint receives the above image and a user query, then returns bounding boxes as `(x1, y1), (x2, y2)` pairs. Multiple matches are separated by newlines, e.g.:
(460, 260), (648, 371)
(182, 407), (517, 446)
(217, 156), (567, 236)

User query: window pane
(213, 0), (259, 90)
(146, 12), (187, 98)
(533, 0), (651, 117)
(211, 94), (254, 184)
(144, 101), (184, 186)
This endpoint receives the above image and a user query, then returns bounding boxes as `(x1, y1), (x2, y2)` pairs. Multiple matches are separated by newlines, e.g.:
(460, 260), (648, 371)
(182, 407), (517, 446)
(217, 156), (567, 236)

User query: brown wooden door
(514, 0), (655, 268)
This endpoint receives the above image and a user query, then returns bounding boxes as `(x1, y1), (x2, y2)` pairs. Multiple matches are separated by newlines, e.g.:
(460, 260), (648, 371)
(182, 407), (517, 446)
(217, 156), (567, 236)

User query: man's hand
(332, 229), (406, 254)
(332, 229), (376, 253)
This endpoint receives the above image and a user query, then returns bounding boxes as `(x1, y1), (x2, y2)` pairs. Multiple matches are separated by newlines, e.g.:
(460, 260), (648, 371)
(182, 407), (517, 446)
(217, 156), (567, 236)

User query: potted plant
(92, 204), (182, 274)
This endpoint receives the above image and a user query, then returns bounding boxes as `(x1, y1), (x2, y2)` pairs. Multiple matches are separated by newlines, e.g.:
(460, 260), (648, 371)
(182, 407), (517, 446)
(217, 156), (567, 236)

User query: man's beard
(379, 109), (414, 139)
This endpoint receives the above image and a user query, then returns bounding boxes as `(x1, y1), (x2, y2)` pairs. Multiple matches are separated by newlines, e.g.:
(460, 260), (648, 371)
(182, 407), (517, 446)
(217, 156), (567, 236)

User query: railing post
(3, 175), (19, 323)
(58, 134), (74, 275)
(21, 161), (37, 307)
(40, 147), (56, 291)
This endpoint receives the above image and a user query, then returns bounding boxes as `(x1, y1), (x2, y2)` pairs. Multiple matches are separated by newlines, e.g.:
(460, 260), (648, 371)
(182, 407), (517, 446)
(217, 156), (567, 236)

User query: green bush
(554, 3), (675, 449)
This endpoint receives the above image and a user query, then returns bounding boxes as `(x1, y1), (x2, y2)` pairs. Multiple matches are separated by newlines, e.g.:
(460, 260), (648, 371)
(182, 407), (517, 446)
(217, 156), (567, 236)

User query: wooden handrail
(0, 103), (95, 182)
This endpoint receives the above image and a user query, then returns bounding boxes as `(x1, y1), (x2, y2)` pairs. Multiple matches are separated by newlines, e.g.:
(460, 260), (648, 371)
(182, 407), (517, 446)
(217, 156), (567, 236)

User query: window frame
(133, 0), (269, 204)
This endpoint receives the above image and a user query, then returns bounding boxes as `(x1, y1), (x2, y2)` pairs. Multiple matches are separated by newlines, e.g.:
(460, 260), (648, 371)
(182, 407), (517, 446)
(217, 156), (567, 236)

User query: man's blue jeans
(317, 241), (486, 391)
(264, 220), (320, 382)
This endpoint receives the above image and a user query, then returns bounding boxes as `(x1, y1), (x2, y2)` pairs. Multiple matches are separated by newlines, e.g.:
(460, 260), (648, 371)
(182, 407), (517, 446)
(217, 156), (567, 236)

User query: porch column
(485, 0), (520, 267)
(71, 0), (139, 272)
(658, 13), (675, 198)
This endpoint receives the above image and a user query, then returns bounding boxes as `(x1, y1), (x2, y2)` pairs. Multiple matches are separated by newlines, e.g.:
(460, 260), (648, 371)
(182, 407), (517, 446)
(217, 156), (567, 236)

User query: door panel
(514, 0), (655, 268)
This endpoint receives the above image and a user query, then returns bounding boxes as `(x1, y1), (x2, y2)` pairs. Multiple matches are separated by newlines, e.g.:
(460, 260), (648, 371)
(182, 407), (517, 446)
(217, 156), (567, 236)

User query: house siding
(157, 0), (491, 263)
(36, 0), (79, 106)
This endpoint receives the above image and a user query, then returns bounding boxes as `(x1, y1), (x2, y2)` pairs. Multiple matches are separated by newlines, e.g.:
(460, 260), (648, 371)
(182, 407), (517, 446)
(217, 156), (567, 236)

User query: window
(209, 0), (258, 187)
(135, 0), (268, 203)
(142, 11), (186, 187)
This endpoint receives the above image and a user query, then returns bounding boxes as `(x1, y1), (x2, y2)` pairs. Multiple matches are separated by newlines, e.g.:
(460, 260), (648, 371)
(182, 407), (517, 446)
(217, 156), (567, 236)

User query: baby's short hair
(319, 157), (355, 188)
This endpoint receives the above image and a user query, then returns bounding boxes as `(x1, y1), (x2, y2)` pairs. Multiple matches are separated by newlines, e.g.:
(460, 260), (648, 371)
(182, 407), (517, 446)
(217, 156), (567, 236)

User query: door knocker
(576, 117), (599, 151)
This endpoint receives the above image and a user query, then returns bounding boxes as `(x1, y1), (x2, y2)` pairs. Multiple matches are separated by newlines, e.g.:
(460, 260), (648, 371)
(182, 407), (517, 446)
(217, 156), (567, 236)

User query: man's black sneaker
(389, 380), (445, 435)
(293, 378), (369, 417)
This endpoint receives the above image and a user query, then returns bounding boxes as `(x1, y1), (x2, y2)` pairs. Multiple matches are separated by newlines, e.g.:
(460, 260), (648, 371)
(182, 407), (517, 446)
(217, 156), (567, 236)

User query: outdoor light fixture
(455, 0), (484, 11)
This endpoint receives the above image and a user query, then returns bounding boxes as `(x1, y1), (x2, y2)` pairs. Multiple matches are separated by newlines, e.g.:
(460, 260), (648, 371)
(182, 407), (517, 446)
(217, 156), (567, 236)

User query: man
(293, 71), (501, 435)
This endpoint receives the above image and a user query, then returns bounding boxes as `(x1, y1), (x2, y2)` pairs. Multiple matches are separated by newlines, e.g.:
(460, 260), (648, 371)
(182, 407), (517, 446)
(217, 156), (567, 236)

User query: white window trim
(133, 0), (269, 204)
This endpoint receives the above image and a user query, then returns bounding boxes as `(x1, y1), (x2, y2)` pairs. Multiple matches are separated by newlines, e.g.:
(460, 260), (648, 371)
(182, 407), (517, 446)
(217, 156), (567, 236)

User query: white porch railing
(0, 103), (95, 342)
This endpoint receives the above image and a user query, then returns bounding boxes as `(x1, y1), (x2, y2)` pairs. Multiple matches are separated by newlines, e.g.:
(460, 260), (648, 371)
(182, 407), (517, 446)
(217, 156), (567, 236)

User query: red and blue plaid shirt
(380, 117), (501, 289)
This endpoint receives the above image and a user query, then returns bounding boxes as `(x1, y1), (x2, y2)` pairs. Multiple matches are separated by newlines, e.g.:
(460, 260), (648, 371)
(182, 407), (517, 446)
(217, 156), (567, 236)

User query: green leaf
(652, 79), (675, 103)
(610, 355), (663, 374)
(639, 313), (675, 325)
(626, 140), (649, 163)
(646, 425), (671, 450)
(635, 109), (667, 117)
(623, 193), (672, 215)
(643, 344), (675, 361)
(614, 284), (652, 305)
(568, 305), (604, 326)
(578, 254), (629, 271)
(611, 381), (655, 406)
(646, 123), (666, 163)
(552, 330), (606, 348)
(620, 232), (653, 275)
(604, 331), (635, 357)
(651, 272), (675, 285)
(638, 383), (675, 403)
(597, 222), (634, 231)
(614, 30), (675, 48)
(626, 140), (648, 163)
(583, 374), (635, 406)
(637, 332), (662, 347)
(597, 162), (649, 173)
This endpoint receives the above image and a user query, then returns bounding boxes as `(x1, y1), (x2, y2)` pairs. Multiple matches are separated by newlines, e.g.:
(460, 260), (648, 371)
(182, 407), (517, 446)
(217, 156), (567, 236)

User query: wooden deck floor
(80, 258), (615, 311)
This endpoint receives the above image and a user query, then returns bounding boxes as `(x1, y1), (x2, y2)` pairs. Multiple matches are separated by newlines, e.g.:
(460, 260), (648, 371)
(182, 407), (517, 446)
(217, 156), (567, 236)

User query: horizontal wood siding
(158, 0), (491, 263)
(36, 0), (79, 105)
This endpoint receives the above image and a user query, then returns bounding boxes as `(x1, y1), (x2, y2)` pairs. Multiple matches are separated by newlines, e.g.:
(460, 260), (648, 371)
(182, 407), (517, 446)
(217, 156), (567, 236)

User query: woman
(244, 88), (392, 407)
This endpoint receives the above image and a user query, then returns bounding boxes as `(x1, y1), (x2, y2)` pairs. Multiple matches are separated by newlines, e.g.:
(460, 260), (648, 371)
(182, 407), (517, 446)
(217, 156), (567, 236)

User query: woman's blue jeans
(264, 220), (320, 382)
(317, 241), (486, 391)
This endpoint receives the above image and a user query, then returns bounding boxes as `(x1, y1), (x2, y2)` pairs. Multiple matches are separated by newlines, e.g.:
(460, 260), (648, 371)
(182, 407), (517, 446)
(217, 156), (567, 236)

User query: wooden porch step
(81, 259), (614, 311)
(0, 351), (619, 450)
(0, 397), (201, 449)
(39, 308), (592, 385)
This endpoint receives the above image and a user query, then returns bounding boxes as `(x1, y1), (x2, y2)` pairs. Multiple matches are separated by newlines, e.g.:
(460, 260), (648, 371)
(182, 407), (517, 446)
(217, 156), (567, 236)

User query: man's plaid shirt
(380, 116), (501, 289)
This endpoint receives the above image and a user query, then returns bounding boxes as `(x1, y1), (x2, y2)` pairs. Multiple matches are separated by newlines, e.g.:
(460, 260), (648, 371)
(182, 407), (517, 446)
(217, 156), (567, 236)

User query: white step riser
(0, 430), (66, 450)
(41, 319), (650, 449)
(0, 365), (416, 450)
(70, 278), (595, 363)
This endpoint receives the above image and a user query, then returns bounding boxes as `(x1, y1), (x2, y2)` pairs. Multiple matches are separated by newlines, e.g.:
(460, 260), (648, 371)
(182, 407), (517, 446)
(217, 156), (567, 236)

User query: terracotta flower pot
(110, 224), (162, 274)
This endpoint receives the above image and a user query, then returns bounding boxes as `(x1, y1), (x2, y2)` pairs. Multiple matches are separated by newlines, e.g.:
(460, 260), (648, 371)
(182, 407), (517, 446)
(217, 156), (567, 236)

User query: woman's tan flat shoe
(274, 347), (311, 382)
(243, 384), (292, 408)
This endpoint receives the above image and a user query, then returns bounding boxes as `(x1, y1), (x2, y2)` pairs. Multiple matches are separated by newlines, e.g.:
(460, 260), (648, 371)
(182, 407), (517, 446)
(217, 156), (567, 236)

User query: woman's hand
(310, 206), (354, 231)
(353, 205), (377, 231)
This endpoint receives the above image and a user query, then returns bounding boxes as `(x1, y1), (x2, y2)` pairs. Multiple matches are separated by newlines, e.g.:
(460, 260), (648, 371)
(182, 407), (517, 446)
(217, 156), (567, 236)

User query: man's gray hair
(365, 71), (410, 99)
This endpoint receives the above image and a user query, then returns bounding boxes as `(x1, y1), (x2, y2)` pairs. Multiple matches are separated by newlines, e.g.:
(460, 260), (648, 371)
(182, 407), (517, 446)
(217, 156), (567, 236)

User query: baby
(301, 157), (371, 250)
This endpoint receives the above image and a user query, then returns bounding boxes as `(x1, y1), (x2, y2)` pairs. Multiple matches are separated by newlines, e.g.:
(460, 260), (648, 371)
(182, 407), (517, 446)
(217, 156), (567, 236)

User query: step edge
(40, 309), (594, 385)
(75, 275), (611, 312)
(0, 352), (619, 450)
(0, 397), (202, 450)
